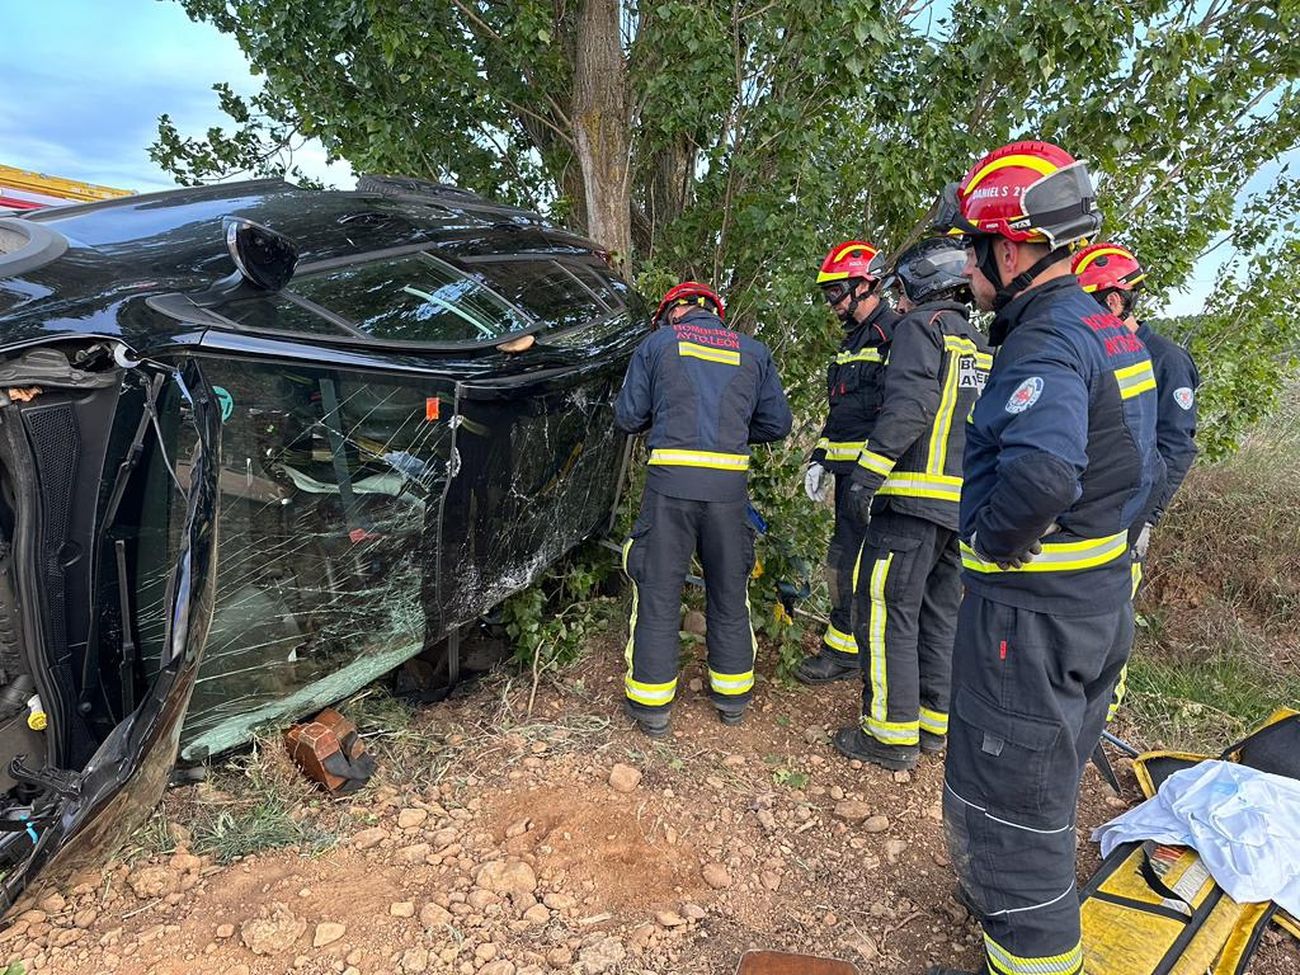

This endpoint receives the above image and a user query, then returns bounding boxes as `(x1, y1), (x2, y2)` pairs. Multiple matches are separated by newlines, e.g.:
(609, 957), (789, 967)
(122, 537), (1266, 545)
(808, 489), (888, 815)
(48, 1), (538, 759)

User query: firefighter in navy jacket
(795, 241), (901, 685)
(830, 236), (991, 771)
(614, 282), (792, 737)
(1073, 242), (1199, 720)
(928, 143), (1162, 975)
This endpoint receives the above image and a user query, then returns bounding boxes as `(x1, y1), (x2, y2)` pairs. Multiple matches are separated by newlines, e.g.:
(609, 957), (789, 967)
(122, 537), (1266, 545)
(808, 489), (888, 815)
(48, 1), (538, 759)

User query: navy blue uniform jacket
(614, 308), (792, 502)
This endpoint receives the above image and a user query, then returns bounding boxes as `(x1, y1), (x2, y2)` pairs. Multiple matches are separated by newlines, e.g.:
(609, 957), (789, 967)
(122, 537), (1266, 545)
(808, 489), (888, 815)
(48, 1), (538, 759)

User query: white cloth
(1092, 760), (1300, 915)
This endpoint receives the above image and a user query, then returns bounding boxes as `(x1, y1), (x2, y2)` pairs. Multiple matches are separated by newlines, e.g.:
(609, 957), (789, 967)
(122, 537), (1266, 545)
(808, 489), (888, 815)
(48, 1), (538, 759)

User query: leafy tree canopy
(154, 0), (1300, 626)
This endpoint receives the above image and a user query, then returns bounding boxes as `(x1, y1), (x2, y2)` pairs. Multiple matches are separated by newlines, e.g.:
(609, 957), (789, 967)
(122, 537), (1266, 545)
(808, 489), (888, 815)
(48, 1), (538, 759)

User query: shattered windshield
(214, 253), (621, 347)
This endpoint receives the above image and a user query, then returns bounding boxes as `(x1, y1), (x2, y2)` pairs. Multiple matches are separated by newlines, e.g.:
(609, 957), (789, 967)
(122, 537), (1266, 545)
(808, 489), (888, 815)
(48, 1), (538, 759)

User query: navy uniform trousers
(821, 471), (871, 663)
(944, 592), (1134, 975)
(622, 486), (758, 714)
(852, 508), (961, 746)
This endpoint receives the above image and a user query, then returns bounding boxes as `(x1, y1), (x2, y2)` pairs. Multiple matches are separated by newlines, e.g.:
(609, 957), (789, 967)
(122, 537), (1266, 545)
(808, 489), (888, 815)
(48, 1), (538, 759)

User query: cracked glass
(143, 349), (631, 762)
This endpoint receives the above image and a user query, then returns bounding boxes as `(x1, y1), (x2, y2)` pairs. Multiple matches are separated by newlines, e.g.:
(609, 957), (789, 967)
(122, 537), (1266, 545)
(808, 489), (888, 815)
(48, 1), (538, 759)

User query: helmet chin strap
(974, 236), (1071, 313)
(839, 280), (876, 326)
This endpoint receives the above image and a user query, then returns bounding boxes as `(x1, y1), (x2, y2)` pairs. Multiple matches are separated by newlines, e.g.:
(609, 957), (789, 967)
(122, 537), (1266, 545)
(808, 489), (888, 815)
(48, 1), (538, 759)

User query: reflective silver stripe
(679, 341), (740, 365)
(822, 440), (866, 462)
(709, 669), (754, 694)
(877, 472), (962, 502)
(823, 624), (857, 654)
(960, 531), (1128, 574)
(648, 449), (749, 471)
(1114, 360), (1156, 400)
(857, 449), (895, 476)
(984, 935), (1083, 975)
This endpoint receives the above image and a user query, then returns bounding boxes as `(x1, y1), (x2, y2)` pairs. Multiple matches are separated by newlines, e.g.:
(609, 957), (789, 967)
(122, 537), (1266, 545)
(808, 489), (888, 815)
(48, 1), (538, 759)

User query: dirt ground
(4, 633), (1298, 975)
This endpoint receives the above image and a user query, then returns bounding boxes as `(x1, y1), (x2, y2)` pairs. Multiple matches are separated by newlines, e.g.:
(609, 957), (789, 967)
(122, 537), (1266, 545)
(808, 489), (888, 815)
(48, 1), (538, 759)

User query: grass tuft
(1126, 385), (1300, 751)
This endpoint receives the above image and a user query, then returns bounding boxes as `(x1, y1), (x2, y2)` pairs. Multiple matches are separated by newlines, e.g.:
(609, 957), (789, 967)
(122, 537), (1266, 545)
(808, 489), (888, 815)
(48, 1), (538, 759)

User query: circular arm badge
(1005, 376), (1043, 414)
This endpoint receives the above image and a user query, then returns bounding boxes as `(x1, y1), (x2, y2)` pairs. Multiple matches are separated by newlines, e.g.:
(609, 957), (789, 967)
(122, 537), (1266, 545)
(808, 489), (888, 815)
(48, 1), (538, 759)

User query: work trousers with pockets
(851, 508), (960, 746)
(821, 472), (871, 663)
(943, 591), (1134, 975)
(622, 487), (758, 715)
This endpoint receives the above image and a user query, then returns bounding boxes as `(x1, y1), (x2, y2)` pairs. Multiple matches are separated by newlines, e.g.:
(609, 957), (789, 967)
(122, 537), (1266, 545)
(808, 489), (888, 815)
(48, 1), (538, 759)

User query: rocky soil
(3, 634), (1296, 975)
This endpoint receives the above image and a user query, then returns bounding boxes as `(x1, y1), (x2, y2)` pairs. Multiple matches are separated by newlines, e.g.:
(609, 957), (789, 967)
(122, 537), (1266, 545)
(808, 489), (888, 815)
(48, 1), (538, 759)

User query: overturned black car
(0, 177), (643, 907)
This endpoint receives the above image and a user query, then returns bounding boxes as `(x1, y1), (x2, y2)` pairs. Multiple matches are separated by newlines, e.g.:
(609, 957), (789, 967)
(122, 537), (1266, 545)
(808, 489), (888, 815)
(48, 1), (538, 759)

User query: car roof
(0, 178), (609, 350)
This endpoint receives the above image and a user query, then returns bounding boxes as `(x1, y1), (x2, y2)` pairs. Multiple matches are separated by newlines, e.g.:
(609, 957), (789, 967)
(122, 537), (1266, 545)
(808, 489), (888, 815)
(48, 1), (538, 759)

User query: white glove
(804, 462), (831, 503)
(1134, 522), (1153, 560)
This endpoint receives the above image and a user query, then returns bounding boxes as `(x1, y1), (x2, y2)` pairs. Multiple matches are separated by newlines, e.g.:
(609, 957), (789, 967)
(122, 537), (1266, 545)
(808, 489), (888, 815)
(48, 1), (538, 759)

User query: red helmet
(817, 240), (885, 285)
(1071, 243), (1146, 293)
(935, 141), (1102, 249)
(653, 281), (725, 324)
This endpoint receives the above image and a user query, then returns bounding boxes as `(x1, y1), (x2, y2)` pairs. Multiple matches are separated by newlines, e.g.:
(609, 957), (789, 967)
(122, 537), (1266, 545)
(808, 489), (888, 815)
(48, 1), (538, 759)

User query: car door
(0, 343), (220, 911)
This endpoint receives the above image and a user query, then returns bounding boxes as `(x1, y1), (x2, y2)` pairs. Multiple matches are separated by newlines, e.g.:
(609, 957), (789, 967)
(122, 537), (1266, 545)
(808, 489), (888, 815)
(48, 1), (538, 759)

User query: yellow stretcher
(1081, 709), (1300, 974)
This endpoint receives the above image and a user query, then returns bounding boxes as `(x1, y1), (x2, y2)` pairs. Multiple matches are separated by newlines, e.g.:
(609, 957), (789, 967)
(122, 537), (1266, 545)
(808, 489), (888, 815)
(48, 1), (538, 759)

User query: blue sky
(0, 1), (345, 192)
(2, 2), (1290, 316)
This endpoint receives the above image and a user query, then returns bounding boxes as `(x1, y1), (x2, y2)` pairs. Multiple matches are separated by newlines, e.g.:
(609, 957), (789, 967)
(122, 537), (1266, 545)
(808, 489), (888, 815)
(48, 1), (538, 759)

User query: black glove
(970, 531), (1042, 570)
(845, 481), (875, 527)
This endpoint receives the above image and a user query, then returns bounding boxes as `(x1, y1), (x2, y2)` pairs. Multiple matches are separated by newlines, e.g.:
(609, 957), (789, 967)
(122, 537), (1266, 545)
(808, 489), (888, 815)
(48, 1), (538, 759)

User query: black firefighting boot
(925, 967), (979, 975)
(716, 704), (745, 726)
(920, 730), (946, 754)
(794, 653), (858, 685)
(624, 699), (671, 738)
(832, 726), (919, 771)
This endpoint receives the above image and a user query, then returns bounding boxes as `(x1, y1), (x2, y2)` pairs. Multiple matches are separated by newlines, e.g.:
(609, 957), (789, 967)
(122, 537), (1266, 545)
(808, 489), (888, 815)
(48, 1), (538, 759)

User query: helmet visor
(1020, 161), (1102, 248)
(932, 181), (982, 238)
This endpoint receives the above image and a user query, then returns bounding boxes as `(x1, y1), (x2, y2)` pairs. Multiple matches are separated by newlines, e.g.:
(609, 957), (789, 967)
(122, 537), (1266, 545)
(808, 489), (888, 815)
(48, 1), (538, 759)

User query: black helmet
(892, 236), (971, 305)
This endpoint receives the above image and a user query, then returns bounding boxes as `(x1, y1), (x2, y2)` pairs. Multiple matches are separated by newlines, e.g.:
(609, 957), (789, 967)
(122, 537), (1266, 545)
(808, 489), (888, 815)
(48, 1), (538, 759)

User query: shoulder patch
(1005, 376), (1043, 414)
(1173, 386), (1194, 411)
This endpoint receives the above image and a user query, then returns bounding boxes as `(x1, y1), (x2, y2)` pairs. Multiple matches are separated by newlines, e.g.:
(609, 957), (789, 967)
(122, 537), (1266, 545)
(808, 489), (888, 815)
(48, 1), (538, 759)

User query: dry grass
(1126, 386), (1300, 750)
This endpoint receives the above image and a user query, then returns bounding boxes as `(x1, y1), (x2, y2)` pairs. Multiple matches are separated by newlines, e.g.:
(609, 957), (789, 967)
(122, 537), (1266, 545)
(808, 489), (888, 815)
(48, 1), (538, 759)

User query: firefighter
(928, 142), (1162, 975)
(614, 282), (792, 737)
(833, 236), (992, 770)
(1073, 242), (1200, 720)
(795, 241), (900, 685)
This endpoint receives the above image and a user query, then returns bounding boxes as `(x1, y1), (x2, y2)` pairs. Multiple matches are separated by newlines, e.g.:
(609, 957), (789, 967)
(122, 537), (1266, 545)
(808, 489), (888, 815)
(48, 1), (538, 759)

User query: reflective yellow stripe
(679, 341), (740, 365)
(867, 553), (894, 734)
(835, 348), (884, 365)
(823, 440), (866, 462)
(625, 675), (677, 706)
(815, 437), (829, 452)
(709, 669), (754, 696)
(823, 623), (857, 656)
(622, 537), (644, 700)
(985, 935), (1083, 975)
(649, 449), (750, 471)
(1073, 246), (1133, 276)
(877, 471), (963, 502)
(1131, 559), (1143, 599)
(1108, 662), (1129, 723)
(863, 716), (920, 745)
(851, 539), (865, 593)
(1114, 360), (1156, 400)
(928, 350), (964, 474)
(960, 531), (1129, 574)
(857, 449), (895, 476)
(963, 153), (1058, 197)
(919, 708), (949, 735)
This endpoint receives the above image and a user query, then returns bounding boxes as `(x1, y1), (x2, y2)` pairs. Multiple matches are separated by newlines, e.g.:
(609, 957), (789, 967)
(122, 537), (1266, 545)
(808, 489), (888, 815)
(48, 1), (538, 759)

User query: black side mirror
(223, 216), (299, 292)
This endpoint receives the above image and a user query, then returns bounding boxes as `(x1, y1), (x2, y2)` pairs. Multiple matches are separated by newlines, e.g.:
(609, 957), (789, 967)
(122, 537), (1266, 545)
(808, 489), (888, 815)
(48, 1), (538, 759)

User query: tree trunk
(572, 0), (632, 277)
